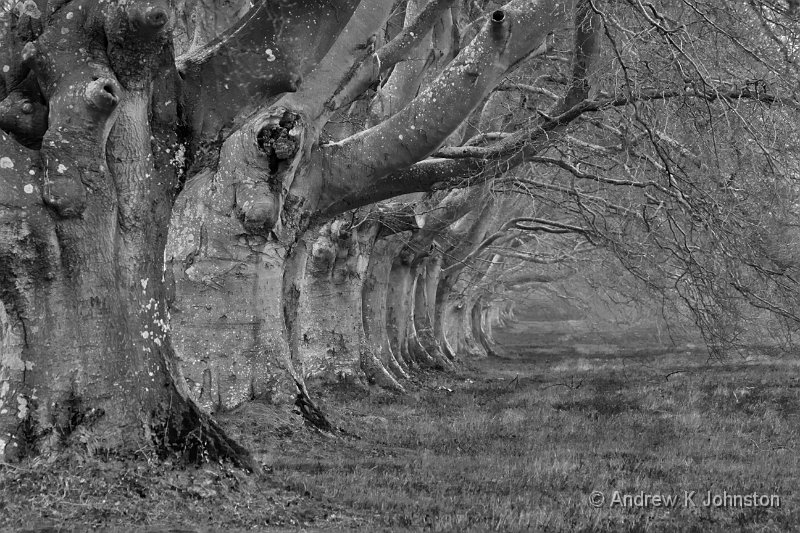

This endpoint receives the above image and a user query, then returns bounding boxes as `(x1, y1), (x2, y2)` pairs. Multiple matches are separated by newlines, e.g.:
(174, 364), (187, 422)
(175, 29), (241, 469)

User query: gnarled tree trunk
(0, 0), (250, 465)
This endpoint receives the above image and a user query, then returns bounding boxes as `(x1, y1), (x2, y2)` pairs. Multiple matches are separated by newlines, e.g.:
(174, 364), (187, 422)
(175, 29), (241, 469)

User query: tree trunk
(483, 302), (501, 353)
(405, 269), (443, 368)
(166, 169), (297, 413)
(434, 270), (458, 359)
(410, 256), (453, 368)
(438, 266), (489, 359)
(166, 0), (399, 409)
(461, 293), (488, 358)
(386, 259), (418, 370)
(0, 1), (252, 466)
(444, 297), (476, 358)
(473, 299), (499, 357)
(2, 0), (583, 461)
(292, 220), (402, 390)
(362, 235), (410, 382)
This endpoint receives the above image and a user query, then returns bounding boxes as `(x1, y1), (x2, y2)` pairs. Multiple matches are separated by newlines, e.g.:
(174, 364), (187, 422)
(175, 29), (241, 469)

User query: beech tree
(164, 0), (588, 410)
(0, 0), (586, 463)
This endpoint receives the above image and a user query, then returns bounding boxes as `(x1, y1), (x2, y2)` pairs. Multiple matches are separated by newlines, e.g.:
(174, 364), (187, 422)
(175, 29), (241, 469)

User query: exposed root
(292, 379), (333, 433)
(5, 389), (259, 474)
(155, 393), (260, 473)
(361, 350), (405, 392)
(291, 379), (363, 441)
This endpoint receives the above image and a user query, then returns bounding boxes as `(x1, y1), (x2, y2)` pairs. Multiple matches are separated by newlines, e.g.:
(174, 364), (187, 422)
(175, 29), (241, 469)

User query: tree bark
(167, 0), (398, 410)
(386, 258), (418, 370)
(407, 268), (445, 368)
(472, 298), (499, 357)
(362, 235), (410, 382)
(292, 219), (402, 390)
(409, 254), (453, 368)
(166, 168), (298, 412)
(0, 1), (252, 466)
(2, 0), (585, 461)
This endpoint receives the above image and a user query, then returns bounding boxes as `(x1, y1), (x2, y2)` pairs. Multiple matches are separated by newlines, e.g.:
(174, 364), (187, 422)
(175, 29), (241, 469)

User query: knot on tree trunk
(84, 77), (121, 112)
(229, 108), (305, 236)
(490, 10), (509, 41)
(256, 111), (301, 175)
(127, 4), (171, 35)
(0, 86), (47, 149)
(103, 0), (173, 88)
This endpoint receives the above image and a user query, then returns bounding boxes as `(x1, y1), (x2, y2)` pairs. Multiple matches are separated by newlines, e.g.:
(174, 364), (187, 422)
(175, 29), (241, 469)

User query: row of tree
(2, 0), (799, 466)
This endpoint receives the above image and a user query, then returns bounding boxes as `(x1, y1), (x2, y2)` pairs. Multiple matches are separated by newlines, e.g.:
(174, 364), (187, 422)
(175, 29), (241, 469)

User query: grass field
(2, 349), (799, 531)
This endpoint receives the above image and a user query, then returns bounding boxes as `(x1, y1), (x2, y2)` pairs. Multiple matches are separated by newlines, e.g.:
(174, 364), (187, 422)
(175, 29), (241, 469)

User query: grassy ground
(2, 350), (799, 531)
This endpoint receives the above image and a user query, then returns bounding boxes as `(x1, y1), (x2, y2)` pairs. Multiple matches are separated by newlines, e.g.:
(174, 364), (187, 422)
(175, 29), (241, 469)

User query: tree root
(155, 391), (260, 473)
(292, 378), (333, 433)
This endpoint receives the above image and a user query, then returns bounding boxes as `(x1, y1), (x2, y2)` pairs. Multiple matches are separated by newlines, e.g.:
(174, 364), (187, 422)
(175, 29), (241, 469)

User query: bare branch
(365, 0), (458, 123)
(434, 83), (798, 160)
(380, 0), (457, 68)
(495, 82), (560, 100)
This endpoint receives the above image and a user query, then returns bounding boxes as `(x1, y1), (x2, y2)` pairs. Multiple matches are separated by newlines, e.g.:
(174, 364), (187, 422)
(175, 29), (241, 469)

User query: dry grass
(2, 351), (799, 531)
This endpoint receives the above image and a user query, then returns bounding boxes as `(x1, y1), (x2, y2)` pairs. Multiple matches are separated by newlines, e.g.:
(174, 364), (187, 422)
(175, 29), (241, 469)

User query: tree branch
(178, 0), (361, 141)
(503, 270), (574, 285)
(443, 215), (537, 273)
(490, 247), (574, 263)
(364, 0), (457, 123)
(514, 217), (591, 235)
(319, 0), (575, 211)
(398, 185), (490, 263)
(434, 83), (796, 160)
(561, 0), (601, 110)
(379, 0), (456, 68)
(385, 77), (789, 203)
(219, 0), (397, 236)
(495, 82), (560, 101)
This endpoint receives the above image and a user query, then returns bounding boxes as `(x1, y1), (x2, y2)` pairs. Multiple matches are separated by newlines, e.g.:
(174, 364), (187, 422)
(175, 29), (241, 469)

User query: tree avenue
(2, 0), (800, 467)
